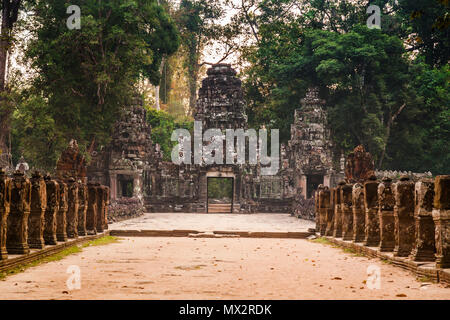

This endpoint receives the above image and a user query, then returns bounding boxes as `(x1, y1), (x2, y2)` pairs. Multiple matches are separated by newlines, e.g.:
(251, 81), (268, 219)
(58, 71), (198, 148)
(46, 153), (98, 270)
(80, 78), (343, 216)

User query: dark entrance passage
(306, 175), (324, 199)
(207, 177), (234, 213)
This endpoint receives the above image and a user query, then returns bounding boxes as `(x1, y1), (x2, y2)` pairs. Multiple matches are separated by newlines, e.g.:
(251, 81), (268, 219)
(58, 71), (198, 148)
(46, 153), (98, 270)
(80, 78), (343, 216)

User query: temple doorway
(207, 177), (234, 213)
(306, 175), (324, 199)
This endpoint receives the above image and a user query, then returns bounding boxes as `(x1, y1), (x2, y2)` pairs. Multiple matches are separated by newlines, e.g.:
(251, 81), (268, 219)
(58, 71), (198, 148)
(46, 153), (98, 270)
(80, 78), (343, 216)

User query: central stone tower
(194, 64), (248, 130)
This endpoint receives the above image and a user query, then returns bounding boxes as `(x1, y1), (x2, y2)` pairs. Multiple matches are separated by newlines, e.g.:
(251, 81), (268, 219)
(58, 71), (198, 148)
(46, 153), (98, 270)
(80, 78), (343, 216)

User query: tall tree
(0, 0), (22, 160)
(18, 0), (179, 168)
(175, 0), (238, 114)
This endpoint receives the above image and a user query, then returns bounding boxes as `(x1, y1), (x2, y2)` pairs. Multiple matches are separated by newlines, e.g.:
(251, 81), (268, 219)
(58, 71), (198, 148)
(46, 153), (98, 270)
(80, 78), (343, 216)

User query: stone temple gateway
(88, 64), (343, 216)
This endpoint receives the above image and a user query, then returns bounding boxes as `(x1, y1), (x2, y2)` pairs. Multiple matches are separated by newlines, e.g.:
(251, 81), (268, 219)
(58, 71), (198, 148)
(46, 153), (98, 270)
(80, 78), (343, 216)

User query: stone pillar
(315, 185), (324, 232)
(378, 177), (395, 252)
(352, 183), (365, 242)
(325, 188), (335, 236)
(432, 175), (450, 268)
(341, 183), (353, 241)
(103, 186), (110, 230)
(96, 184), (105, 233)
(77, 182), (88, 236)
(28, 172), (47, 249)
(44, 175), (59, 245)
(0, 169), (11, 260)
(333, 182), (344, 238)
(314, 188), (320, 232)
(86, 183), (97, 235)
(364, 176), (380, 247)
(66, 178), (79, 238)
(410, 179), (435, 261)
(319, 187), (330, 236)
(7, 171), (31, 254)
(393, 176), (415, 257)
(56, 180), (68, 242)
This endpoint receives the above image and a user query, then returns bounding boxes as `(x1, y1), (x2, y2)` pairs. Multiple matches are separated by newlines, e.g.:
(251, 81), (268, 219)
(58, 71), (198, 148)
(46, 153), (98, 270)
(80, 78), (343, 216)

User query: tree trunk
(0, 0), (21, 157)
(188, 70), (198, 116)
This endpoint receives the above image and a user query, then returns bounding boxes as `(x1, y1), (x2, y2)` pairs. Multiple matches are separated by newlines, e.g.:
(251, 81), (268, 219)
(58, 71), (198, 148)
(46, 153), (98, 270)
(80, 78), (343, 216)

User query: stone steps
(208, 203), (232, 213)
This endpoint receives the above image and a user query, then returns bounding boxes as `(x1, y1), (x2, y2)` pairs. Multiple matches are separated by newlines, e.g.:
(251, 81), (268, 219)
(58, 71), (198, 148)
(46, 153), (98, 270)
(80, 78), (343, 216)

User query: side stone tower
(288, 87), (342, 199)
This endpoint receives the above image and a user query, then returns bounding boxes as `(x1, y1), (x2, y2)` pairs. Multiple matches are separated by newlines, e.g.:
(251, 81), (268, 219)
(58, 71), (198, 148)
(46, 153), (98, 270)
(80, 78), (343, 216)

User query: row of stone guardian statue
(315, 175), (449, 269)
(0, 169), (110, 260)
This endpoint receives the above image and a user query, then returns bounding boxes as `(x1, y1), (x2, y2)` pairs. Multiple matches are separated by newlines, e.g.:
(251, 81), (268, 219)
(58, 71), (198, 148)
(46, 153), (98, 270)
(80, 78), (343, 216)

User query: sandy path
(110, 213), (315, 232)
(0, 237), (448, 300)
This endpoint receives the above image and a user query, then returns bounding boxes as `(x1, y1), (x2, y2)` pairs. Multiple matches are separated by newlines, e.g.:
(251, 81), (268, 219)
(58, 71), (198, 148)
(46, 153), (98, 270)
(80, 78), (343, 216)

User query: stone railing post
(352, 183), (365, 242)
(66, 178), (79, 238)
(333, 182), (344, 237)
(0, 169), (11, 260)
(393, 176), (415, 257)
(410, 179), (435, 261)
(325, 188), (335, 236)
(103, 186), (110, 230)
(28, 172), (47, 249)
(319, 187), (330, 236)
(432, 175), (450, 268)
(44, 175), (59, 245)
(341, 183), (353, 241)
(86, 182), (97, 235)
(378, 177), (395, 252)
(7, 171), (32, 254)
(364, 176), (380, 247)
(77, 182), (87, 236)
(96, 184), (105, 233)
(314, 185), (324, 233)
(56, 180), (68, 242)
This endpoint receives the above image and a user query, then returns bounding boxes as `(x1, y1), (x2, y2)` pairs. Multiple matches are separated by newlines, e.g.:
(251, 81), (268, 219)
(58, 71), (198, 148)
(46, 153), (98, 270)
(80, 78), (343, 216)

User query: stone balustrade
(28, 172), (46, 249)
(378, 177), (395, 252)
(314, 174), (450, 273)
(86, 182), (98, 235)
(352, 183), (365, 242)
(0, 169), (11, 260)
(0, 168), (109, 260)
(433, 175), (450, 269)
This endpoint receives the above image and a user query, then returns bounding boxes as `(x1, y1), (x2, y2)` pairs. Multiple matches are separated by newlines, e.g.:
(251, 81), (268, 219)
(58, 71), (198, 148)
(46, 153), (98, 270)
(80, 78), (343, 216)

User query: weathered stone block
(325, 188), (335, 236)
(393, 176), (415, 257)
(341, 183), (353, 241)
(352, 183), (365, 242)
(28, 172), (47, 249)
(77, 183), (87, 236)
(434, 175), (450, 210)
(96, 184), (105, 233)
(432, 175), (450, 269)
(7, 171), (31, 254)
(66, 178), (79, 238)
(56, 180), (68, 242)
(410, 179), (436, 262)
(0, 169), (11, 260)
(364, 176), (380, 247)
(44, 175), (59, 245)
(333, 183), (344, 238)
(378, 177), (395, 252)
(86, 183), (97, 235)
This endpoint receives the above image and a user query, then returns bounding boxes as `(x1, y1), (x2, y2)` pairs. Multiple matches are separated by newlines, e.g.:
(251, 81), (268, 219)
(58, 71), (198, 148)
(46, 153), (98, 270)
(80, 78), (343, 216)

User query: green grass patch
(311, 237), (332, 245)
(81, 235), (120, 248)
(0, 236), (119, 281)
(417, 276), (433, 283)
